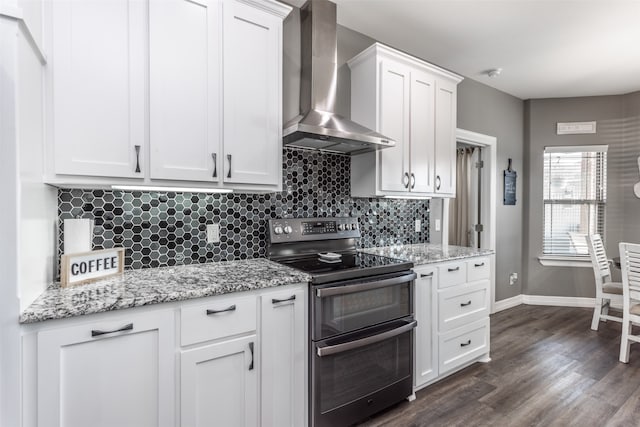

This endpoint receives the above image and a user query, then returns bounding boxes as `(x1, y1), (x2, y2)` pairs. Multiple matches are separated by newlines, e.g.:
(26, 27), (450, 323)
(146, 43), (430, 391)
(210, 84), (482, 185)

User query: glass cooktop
(277, 252), (413, 284)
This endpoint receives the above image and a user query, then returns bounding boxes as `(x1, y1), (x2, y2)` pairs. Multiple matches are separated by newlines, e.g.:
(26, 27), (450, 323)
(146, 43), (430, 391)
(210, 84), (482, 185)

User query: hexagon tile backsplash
(57, 148), (429, 273)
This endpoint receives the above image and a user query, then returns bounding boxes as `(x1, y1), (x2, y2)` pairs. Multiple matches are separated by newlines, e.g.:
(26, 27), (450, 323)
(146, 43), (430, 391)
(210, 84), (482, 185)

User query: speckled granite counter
(20, 259), (310, 324)
(360, 243), (493, 265)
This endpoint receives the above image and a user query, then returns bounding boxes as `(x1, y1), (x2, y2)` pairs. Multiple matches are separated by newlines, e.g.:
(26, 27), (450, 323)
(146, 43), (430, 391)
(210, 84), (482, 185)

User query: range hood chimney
(283, 0), (395, 155)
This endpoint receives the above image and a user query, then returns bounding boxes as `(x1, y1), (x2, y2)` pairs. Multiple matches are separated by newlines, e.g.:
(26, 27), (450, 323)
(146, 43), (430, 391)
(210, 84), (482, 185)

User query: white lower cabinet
(180, 336), (258, 427)
(36, 310), (175, 427)
(23, 283), (307, 427)
(413, 256), (491, 391)
(260, 287), (306, 427)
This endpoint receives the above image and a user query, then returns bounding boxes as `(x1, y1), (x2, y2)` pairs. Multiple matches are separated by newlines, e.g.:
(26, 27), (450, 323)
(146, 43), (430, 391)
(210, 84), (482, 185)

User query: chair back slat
(587, 234), (611, 285)
(619, 242), (640, 298)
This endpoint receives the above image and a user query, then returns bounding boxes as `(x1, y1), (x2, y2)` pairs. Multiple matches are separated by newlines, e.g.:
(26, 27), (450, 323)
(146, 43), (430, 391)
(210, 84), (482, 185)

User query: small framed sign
(60, 248), (125, 288)
(504, 158), (517, 205)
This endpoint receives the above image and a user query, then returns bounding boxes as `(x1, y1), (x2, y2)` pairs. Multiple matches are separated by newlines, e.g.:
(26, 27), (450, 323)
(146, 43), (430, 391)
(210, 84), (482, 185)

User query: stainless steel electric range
(267, 217), (416, 427)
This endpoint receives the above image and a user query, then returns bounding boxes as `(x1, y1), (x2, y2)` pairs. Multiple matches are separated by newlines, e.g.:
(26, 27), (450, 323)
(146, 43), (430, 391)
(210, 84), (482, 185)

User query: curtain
(449, 147), (475, 247)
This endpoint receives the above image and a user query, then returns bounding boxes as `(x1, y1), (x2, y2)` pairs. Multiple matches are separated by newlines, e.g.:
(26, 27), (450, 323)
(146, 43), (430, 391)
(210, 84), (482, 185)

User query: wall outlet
(509, 273), (518, 285)
(415, 219), (421, 232)
(206, 223), (220, 244)
(435, 219), (441, 232)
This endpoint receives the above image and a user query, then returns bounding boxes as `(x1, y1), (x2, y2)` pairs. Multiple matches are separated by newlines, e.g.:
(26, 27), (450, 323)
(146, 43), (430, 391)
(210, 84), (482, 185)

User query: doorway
(449, 144), (482, 248)
(443, 129), (497, 312)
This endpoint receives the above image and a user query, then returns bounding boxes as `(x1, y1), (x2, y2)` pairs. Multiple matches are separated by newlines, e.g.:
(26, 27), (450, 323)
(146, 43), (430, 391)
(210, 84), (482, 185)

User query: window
(543, 145), (607, 257)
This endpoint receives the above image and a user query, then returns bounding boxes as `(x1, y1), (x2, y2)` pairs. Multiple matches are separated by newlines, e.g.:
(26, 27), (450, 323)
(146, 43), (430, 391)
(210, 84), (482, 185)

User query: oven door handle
(315, 272), (417, 298)
(316, 319), (417, 357)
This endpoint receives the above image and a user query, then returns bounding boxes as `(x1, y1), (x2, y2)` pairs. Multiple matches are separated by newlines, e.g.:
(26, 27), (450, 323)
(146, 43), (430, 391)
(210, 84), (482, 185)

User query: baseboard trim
(493, 294), (605, 312)
(493, 295), (524, 313)
(522, 295), (595, 308)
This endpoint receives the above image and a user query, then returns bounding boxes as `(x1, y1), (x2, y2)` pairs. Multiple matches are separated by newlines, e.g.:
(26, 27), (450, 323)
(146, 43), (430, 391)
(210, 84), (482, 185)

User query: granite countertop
(20, 258), (310, 324)
(360, 243), (494, 265)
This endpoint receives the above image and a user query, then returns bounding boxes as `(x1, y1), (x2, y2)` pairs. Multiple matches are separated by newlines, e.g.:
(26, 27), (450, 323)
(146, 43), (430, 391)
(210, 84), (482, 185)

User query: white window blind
(543, 146), (607, 256)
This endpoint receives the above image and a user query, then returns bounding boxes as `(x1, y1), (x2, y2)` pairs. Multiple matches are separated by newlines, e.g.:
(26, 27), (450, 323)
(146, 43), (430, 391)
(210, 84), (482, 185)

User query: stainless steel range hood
(283, 0), (395, 155)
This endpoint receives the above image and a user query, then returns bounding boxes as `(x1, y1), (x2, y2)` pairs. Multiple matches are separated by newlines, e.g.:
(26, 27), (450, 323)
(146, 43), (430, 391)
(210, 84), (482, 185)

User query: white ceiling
(302, 0), (640, 100)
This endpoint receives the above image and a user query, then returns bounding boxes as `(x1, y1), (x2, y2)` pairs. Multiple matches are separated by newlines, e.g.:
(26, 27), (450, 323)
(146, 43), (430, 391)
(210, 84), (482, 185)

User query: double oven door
(310, 271), (416, 427)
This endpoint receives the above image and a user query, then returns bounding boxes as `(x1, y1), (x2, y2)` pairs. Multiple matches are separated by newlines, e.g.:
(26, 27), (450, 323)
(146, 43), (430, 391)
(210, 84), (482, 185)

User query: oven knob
(284, 225), (293, 234)
(351, 223), (358, 230)
(338, 224), (346, 231)
(274, 226), (283, 235)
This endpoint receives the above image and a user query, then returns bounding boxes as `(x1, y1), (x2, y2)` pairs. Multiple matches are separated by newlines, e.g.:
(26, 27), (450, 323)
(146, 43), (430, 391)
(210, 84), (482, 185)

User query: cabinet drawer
(438, 280), (490, 331)
(181, 295), (257, 346)
(467, 257), (490, 282)
(437, 262), (467, 288)
(438, 318), (489, 375)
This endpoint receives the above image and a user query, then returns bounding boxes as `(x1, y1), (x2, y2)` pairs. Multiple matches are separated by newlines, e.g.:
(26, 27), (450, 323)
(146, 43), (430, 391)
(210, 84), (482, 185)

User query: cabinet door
(181, 336), (258, 427)
(222, 0), (282, 186)
(434, 78), (458, 196)
(261, 287), (306, 427)
(51, 0), (145, 178)
(409, 70), (436, 193)
(414, 266), (438, 388)
(37, 310), (175, 427)
(149, 0), (221, 182)
(378, 60), (411, 193)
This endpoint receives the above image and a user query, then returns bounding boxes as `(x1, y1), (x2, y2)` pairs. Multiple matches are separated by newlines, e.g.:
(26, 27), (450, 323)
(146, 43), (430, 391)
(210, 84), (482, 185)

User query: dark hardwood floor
(358, 304), (640, 427)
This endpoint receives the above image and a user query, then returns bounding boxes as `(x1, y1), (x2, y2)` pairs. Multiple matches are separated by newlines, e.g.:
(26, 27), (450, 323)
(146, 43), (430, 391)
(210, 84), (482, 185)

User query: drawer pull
(420, 272), (434, 278)
(474, 262), (485, 267)
(448, 267), (460, 272)
(460, 300), (472, 307)
(206, 304), (237, 315)
(272, 295), (296, 304)
(91, 323), (133, 337)
(460, 340), (471, 347)
(248, 342), (254, 371)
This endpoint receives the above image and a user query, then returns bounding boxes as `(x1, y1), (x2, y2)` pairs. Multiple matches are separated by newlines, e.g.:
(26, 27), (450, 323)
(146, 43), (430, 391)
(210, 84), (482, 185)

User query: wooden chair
(586, 234), (623, 331)
(618, 242), (640, 363)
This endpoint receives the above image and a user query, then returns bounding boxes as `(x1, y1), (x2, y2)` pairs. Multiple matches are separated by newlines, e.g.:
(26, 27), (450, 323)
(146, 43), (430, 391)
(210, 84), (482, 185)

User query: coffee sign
(60, 248), (125, 287)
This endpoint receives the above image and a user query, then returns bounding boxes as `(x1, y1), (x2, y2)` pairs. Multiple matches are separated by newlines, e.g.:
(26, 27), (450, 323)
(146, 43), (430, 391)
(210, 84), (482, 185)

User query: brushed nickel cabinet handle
(211, 153), (217, 178)
(460, 300), (472, 307)
(91, 323), (133, 337)
(272, 295), (296, 304)
(448, 267), (460, 272)
(410, 173), (416, 189)
(227, 154), (232, 178)
(460, 340), (471, 347)
(206, 304), (236, 315)
(436, 175), (441, 190)
(420, 272), (433, 278)
(248, 342), (254, 371)
(474, 262), (485, 267)
(134, 145), (141, 173)
(403, 172), (410, 188)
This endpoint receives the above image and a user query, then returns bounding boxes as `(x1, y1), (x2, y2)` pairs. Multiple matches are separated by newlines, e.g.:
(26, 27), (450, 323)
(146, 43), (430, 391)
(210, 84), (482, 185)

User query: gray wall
(522, 96), (628, 297)
(457, 79), (525, 301)
(622, 91), (640, 246)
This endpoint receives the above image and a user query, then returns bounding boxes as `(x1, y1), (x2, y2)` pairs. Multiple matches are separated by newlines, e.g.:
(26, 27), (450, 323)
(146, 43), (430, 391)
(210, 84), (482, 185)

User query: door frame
(445, 128), (497, 313)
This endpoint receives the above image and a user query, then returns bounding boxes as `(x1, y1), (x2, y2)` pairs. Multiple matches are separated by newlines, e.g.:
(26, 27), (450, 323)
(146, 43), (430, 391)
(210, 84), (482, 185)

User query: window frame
(537, 144), (608, 268)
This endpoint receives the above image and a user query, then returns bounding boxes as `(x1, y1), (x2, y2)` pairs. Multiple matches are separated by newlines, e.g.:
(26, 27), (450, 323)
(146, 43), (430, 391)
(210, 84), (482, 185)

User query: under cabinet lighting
(111, 185), (232, 194)
(382, 195), (432, 200)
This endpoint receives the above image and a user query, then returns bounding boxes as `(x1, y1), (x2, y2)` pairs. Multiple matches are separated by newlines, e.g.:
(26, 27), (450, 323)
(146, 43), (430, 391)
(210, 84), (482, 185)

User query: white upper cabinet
(45, 0), (290, 191)
(222, 0), (285, 187)
(149, 0), (220, 182)
(49, 0), (146, 179)
(434, 78), (458, 195)
(348, 43), (462, 198)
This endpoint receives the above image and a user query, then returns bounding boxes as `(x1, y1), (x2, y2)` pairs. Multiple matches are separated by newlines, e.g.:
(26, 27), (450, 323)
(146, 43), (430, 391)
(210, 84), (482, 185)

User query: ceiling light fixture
(111, 185), (232, 194)
(487, 68), (502, 78)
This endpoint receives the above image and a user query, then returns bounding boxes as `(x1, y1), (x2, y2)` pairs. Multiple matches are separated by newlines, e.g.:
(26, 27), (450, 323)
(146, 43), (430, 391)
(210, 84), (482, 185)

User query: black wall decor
(504, 158), (517, 205)
(57, 148), (430, 274)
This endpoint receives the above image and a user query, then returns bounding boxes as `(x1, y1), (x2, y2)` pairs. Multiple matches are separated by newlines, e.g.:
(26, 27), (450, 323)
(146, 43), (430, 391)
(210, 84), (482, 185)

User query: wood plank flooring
(358, 304), (640, 427)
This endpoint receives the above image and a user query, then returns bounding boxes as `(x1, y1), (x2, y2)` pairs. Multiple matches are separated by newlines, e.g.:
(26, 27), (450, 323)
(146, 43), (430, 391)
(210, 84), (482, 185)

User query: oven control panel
(269, 217), (360, 243)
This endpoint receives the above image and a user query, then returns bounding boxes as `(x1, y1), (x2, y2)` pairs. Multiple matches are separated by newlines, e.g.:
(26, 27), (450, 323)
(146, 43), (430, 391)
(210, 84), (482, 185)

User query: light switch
(415, 220), (421, 232)
(435, 219), (441, 232)
(207, 224), (220, 244)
